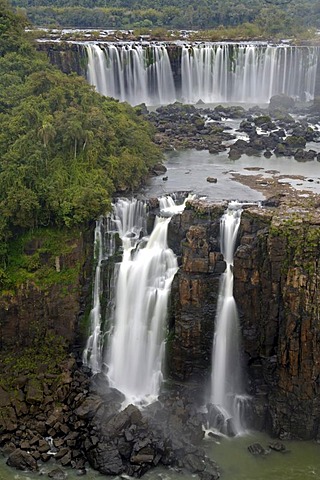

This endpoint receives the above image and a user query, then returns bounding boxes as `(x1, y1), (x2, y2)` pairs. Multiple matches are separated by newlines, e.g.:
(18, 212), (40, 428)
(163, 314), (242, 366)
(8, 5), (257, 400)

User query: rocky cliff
(169, 195), (320, 440)
(234, 196), (320, 440)
(167, 200), (226, 387)
(1, 191), (319, 480)
(37, 42), (88, 76)
(0, 226), (93, 350)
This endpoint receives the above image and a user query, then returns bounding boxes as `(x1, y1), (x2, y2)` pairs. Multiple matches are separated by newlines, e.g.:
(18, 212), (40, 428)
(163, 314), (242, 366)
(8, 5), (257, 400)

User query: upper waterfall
(84, 42), (319, 105)
(86, 43), (176, 105)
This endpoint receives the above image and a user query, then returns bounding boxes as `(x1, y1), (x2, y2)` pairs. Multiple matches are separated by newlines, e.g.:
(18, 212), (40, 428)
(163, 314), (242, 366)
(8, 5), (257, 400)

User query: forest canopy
(9, 0), (320, 32)
(0, 0), (162, 284)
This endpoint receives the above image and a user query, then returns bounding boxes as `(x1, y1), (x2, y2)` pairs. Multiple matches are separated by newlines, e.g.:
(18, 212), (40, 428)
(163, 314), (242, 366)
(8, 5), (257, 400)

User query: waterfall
(86, 43), (176, 105)
(82, 218), (113, 373)
(83, 42), (319, 105)
(106, 197), (179, 404)
(89, 195), (189, 405)
(181, 44), (318, 103)
(209, 202), (246, 435)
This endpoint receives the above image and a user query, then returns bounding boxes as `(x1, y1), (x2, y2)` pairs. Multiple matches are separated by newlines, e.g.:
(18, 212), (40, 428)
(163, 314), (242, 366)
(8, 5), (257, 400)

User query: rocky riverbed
(0, 356), (219, 479)
(144, 95), (320, 162)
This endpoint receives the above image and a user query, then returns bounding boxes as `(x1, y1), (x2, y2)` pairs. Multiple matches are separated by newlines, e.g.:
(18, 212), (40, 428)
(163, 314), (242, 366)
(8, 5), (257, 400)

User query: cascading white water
(83, 219), (108, 373)
(210, 202), (246, 434)
(86, 43), (175, 105)
(104, 196), (189, 404)
(84, 42), (319, 105)
(181, 44), (318, 103)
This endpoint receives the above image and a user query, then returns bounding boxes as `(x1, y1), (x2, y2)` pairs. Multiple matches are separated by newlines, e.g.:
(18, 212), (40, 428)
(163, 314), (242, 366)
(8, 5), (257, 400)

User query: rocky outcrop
(168, 195), (320, 440)
(147, 103), (236, 152)
(0, 361), (220, 480)
(234, 197), (320, 439)
(168, 200), (226, 383)
(37, 42), (88, 76)
(0, 227), (93, 348)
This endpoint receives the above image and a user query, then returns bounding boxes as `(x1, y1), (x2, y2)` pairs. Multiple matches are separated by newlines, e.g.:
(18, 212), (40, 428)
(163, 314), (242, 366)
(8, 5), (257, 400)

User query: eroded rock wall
(0, 228), (93, 349)
(169, 197), (320, 440)
(167, 201), (225, 385)
(37, 42), (88, 76)
(234, 199), (320, 440)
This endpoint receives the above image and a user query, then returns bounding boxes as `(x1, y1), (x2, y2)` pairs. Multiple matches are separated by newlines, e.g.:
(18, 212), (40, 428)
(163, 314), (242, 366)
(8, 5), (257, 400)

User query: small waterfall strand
(210, 202), (247, 435)
(83, 219), (108, 373)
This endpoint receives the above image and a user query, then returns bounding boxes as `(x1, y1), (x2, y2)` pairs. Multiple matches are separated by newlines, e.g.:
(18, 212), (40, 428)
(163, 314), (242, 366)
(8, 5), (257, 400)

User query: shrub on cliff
(0, 0), (162, 285)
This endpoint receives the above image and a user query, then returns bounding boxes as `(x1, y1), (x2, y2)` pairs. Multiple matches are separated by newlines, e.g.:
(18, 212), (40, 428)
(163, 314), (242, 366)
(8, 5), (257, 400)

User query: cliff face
(234, 199), (320, 440)
(169, 197), (320, 439)
(167, 201), (226, 384)
(1, 196), (319, 441)
(0, 227), (93, 350)
(37, 42), (88, 76)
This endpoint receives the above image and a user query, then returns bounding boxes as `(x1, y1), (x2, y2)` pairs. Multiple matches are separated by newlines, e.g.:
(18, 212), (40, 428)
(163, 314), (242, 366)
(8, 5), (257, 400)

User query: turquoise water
(1, 432), (319, 480)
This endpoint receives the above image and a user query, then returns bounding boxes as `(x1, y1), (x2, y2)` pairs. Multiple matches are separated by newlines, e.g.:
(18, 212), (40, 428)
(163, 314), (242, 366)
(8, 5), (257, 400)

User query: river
(143, 148), (320, 201)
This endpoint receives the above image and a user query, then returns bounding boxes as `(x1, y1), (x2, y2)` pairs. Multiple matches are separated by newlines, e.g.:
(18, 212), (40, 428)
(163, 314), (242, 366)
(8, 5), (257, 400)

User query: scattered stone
(48, 467), (68, 479)
(247, 443), (268, 455)
(269, 441), (288, 453)
(6, 448), (38, 471)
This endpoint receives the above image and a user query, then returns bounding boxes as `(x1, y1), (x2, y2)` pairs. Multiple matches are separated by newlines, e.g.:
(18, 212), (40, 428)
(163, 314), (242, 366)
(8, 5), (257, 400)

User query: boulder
(86, 442), (123, 475)
(6, 448), (38, 471)
(269, 94), (295, 111)
(269, 441), (288, 452)
(48, 468), (68, 479)
(247, 443), (267, 455)
(206, 177), (217, 183)
(74, 394), (103, 419)
(0, 386), (11, 408)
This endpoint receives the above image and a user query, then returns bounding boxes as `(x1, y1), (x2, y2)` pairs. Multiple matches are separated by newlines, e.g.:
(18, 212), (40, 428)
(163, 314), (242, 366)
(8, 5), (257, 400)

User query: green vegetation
(0, 326), (67, 390)
(0, 0), (162, 289)
(2, 227), (82, 291)
(270, 206), (320, 275)
(9, 0), (320, 39)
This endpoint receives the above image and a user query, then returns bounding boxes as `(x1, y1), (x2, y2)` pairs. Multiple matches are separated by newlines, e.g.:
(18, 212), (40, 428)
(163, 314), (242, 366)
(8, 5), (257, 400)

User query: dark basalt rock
(86, 442), (124, 475)
(206, 177), (217, 183)
(269, 94), (295, 111)
(247, 443), (268, 455)
(7, 448), (38, 471)
(48, 468), (68, 479)
(269, 441), (288, 452)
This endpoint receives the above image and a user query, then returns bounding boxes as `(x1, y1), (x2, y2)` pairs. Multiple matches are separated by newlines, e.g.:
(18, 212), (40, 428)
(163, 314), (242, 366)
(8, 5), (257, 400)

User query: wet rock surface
(0, 360), (220, 479)
(234, 197), (320, 439)
(167, 195), (320, 441)
(168, 200), (226, 382)
(144, 100), (320, 166)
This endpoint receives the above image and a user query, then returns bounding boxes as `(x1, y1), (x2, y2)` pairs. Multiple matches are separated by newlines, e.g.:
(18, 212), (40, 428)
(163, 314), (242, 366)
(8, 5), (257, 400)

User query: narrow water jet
(209, 202), (247, 435)
(82, 219), (106, 373)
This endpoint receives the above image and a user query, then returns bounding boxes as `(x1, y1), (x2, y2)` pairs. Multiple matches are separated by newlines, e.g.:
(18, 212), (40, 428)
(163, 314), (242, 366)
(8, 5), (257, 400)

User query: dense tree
(8, 0), (320, 30)
(0, 0), (162, 283)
